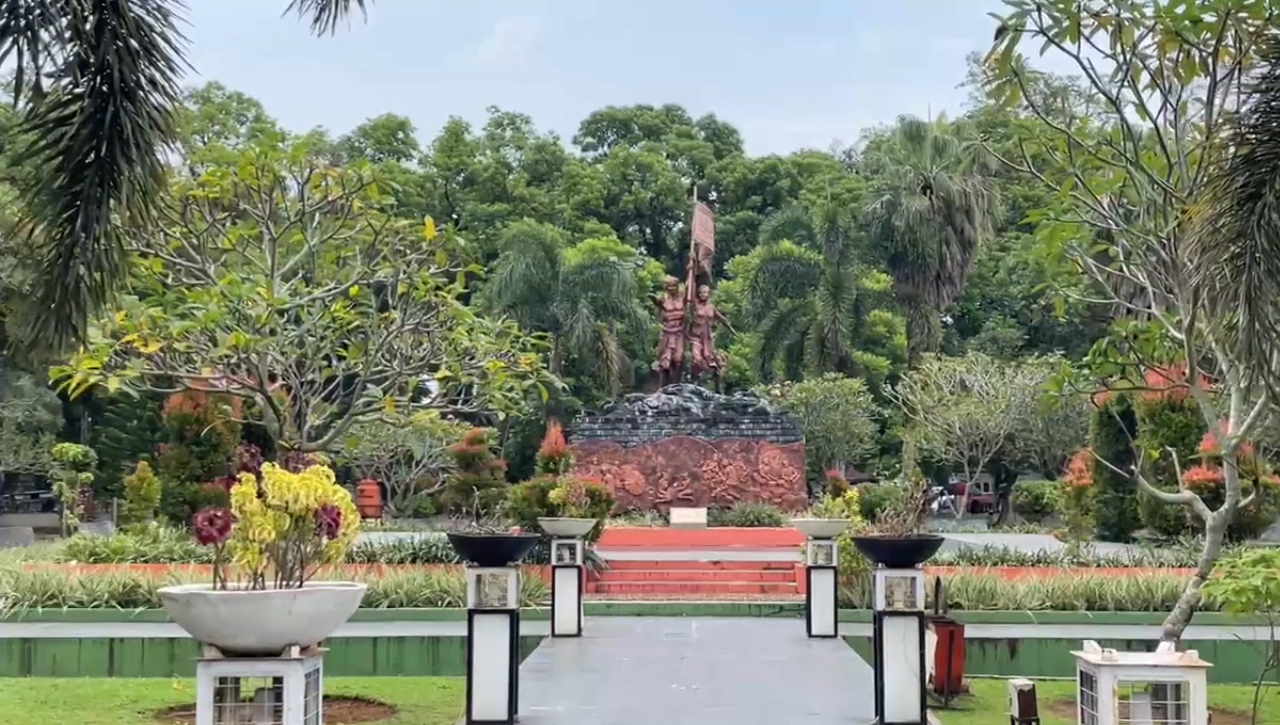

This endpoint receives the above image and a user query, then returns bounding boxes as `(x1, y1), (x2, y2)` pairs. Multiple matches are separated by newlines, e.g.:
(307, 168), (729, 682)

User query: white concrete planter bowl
(790, 518), (849, 539)
(537, 517), (600, 538)
(158, 581), (367, 656)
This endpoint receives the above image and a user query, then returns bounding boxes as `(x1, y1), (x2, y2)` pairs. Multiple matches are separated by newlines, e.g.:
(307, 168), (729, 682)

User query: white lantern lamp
(539, 517), (597, 638)
(1072, 640), (1211, 725)
(790, 518), (845, 638)
(448, 531), (539, 725)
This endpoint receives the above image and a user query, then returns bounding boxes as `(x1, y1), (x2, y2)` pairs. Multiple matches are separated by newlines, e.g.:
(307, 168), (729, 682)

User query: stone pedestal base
(805, 565), (837, 638)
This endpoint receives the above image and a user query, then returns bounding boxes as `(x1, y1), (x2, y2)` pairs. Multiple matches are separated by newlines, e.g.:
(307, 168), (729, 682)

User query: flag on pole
(691, 201), (715, 276)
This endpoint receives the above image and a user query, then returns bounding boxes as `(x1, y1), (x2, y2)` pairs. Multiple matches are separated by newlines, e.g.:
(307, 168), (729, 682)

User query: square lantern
(194, 646), (324, 725)
(1009, 677), (1041, 725)
(466, 567), (521, 611)
(874, 568), (926, 612)
(553, 539), (584, 566)
(1072, 641), (1210, 725)
(806, 539), (838, 567)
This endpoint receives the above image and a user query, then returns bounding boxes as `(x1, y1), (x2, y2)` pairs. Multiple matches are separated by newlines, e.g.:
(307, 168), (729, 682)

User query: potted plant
(538, 476), (603, 538)
(851, 479), (943, 568)
(445, 492), (541, 567)
(157, 462), (367, 657)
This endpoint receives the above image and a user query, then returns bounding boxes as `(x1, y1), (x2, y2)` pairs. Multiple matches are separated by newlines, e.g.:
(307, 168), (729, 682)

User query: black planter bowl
(851, 534), (944, 568)
(446, 532), (542, 567)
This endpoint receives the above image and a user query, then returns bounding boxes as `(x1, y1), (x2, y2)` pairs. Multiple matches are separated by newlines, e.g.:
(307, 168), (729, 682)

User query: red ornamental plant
(193, 506), (236, 588)
(536, 420), (573, 476)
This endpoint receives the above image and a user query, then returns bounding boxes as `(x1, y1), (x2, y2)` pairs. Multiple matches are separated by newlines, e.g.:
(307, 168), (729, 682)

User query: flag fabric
(691, 201), (715, 276)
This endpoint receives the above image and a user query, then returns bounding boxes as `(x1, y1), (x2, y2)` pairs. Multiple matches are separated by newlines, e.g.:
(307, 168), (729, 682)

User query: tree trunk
(1160, 506), (1232, 642)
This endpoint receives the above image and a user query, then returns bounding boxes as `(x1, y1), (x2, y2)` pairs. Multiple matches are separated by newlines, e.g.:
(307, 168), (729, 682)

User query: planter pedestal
(464, 565), (521, 725)
(872, 567), (928, 725)
(803, 537), (838, 638)
(550, 538), (585, 637)
(195, 644), (324, 725)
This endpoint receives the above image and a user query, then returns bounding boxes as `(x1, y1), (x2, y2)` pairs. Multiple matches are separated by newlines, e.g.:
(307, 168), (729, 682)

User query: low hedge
(0, 565), (549, 614)
(55, 526), (1219, 569)
(836, 570), (1201, 611)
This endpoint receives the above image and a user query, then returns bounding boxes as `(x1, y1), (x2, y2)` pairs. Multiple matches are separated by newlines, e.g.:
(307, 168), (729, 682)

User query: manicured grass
(932, 679), (1278, 725)
(0, 676), (463, 725)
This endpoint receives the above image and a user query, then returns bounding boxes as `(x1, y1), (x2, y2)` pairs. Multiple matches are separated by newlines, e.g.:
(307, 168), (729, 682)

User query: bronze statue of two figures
(651, 276), (734, 393)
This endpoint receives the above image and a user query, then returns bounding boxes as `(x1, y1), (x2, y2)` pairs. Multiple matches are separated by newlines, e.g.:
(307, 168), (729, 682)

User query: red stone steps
(596, 567), (795, 582)
(593, 580), (799, 596)
(603, 559), (796, 571)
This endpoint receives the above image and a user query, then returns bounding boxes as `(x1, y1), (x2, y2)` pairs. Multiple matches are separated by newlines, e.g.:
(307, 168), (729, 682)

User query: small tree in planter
(158, 462), (365, 657)
(441, 428), (509, 516)
(851, 435), (943, 568)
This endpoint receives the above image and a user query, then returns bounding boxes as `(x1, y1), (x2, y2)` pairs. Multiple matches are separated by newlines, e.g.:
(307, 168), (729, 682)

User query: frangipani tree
(985, 0), (1279, 641)
(889, 352), (1055, 515)
(54, 138), (554, 453)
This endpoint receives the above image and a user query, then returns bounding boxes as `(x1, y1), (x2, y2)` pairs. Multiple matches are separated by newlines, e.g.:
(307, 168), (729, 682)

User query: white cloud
(475, 17), (542, 69)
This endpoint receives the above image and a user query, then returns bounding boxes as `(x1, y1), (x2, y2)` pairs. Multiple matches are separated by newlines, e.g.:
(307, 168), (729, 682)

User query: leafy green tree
(485, 221), (649, 398)
(53, 138), (552, 453)
(0, 0), (369, 348)
(861, 116), (1000, 364)
(986, 0), (1276, 642)
(756, 374), (881, 475)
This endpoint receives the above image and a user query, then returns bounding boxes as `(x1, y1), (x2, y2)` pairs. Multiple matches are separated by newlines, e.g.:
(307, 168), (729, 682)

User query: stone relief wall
(569, 385), (807, 512)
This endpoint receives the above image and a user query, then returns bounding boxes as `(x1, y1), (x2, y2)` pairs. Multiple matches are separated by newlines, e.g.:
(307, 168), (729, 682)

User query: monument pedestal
(464, 566), (521, 725)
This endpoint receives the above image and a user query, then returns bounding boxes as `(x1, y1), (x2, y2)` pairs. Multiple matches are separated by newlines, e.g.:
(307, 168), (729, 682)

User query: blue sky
(185, 1), (1056, 156)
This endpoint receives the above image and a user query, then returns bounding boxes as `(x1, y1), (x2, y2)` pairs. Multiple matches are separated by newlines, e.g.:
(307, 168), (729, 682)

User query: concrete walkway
(517, 617), (875, 725)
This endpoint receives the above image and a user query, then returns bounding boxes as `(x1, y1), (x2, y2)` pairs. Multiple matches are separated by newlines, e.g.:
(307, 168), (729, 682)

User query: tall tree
(985, 0), (1276, 643)
(484, 221), (649, 397)
(745, 203), (861, 381)
(0, 0), (370, 350)
(861, 115), (999, 364)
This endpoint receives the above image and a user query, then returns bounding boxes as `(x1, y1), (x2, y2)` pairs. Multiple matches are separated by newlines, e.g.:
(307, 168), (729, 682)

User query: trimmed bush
(708, 502), (786, 527)
(1133, 394), (1206, 538)
(1090, 394), (1141, 541)
(854, 483), (904, 523)
(1010, 480), (1063, 523)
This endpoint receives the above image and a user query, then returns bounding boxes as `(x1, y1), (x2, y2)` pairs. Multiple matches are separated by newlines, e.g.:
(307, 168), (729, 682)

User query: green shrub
(440, 428), (508, 515)
(0, 566), (548, 613)
(1010, 480), (1063, 523)
(120, 461), (162, 525)
(1134, 395), (1205, 538)
(1090, 394), (1142, 541)
(61, 523), (211, 564)
(854, 483), (904, 523)
(708, 502), (786, 527)
(503, 476), (613, 543)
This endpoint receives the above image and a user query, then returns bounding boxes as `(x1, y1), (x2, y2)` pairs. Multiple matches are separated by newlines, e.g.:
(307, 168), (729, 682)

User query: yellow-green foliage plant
(194, 462), (360, 590)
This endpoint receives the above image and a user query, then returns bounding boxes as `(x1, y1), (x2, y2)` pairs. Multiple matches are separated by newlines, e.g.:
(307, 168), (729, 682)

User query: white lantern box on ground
(194, 644), (323, 725)
(539, 517), (597, 639)
(1073, 640), (1211, 725)
(790, 518), (845, 639)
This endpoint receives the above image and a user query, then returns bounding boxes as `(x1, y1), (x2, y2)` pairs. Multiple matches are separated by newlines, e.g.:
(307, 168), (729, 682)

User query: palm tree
(1188, 36), (1280, 391)
(861, 115), (999, 365)
(485, 220), (648, 397)
(745, 202), (861, 381)
(0, 0), (369, 350)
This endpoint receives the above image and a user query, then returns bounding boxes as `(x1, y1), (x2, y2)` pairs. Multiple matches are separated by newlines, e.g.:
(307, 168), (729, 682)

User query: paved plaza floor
(516, 617), (875, 725)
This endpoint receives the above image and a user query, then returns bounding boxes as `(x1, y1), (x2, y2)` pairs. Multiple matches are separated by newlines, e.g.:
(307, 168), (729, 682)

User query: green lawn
(932, 679), (1279, 725)
(0, 677), (463, 725)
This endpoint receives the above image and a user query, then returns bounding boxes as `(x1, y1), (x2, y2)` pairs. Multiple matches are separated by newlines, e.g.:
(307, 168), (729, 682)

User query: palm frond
(8, 0), (188, 348)
(754, 299), (811, 382)
(1187, 34), (1280, 383)
(284, 0), (370, 36)
(745, 243), (823, 324)
(758, 204), (815, 247)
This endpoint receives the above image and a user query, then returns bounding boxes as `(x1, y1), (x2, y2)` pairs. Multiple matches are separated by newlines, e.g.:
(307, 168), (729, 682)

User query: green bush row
(0, 566), (549, 615)
(53, 524), (1217, 569)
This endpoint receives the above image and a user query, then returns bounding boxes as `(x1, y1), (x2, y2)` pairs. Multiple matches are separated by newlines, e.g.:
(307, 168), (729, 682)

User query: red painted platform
(595, 526), (806, 549)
